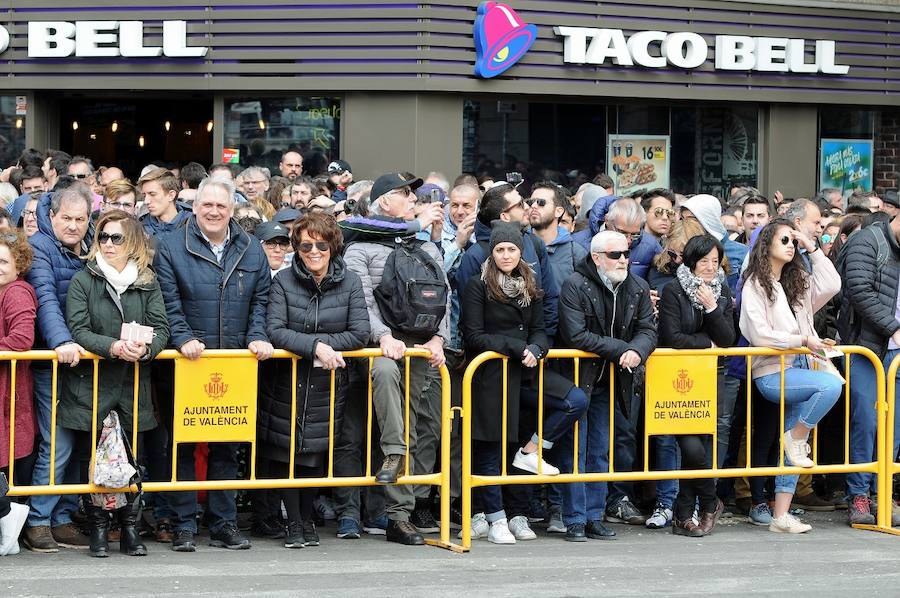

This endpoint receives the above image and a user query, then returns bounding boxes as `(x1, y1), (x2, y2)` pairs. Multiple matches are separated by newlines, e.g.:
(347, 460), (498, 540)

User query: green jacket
(59, 260), (170, 433)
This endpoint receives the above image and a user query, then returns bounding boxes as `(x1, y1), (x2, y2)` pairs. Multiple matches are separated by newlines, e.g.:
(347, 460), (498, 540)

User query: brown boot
(792, 492), (836, 512)
(698, 499), (724, 535)
(672, 517), (704, 537)
(375, 454), (405, 484)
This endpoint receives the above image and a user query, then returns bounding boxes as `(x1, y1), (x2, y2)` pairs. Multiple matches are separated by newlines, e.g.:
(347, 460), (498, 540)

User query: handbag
(91, 411), (142, 510)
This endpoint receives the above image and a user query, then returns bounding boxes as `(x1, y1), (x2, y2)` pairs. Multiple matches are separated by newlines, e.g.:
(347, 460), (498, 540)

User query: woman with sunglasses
(659, 234), (736, 536)
(261, 212), (369, 549)
(62, 210), (170, 557)
(648, 219), (707, 293)
(740, 219), (842, 533)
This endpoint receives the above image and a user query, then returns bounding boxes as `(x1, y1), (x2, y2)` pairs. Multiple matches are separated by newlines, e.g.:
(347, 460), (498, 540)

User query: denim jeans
(847, 349), (900, 497)
(168, 442), (240, 534)
(473, 440), (506, 523)
(755, 362), (842, 495)
(27, 366), (79, 527)
(519, 385), (589, 448)
(653, 435), (678, 509)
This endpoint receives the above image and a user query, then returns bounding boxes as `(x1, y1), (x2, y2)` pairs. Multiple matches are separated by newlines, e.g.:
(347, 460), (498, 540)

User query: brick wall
(875, 109), (900, 194)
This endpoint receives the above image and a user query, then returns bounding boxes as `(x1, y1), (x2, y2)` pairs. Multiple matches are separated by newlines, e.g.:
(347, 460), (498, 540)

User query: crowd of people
(0, 146), (898, 557)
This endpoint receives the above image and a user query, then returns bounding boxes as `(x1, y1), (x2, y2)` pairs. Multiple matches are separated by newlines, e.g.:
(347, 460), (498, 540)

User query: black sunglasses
(779, 235), (799, 247)
(98, 232), (125, 245)
(666, 249), (682, 262)
(72, 173), (90, 180)
(602, 250), (630, 260)
(298, 241), (330, 253)
(524, 198), (548, 208)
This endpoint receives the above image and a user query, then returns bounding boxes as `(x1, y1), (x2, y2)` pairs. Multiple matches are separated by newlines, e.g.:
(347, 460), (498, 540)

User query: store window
(0, 97), (26, 171)
(817, 108), (874, 193)
(224, 97), (341, 177)
(462, 99), (758, 198)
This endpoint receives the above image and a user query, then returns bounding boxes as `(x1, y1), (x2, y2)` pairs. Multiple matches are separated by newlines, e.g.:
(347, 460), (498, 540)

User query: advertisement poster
(608, 135), (670, 196)
(819, 138), (873, 193)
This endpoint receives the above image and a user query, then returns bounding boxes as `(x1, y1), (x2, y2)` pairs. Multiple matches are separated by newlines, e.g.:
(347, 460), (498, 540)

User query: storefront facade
(0, 0), (897, 197)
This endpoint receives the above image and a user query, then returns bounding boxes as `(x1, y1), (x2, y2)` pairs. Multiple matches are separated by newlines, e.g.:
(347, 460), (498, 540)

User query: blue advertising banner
(819, 139), (873, 193)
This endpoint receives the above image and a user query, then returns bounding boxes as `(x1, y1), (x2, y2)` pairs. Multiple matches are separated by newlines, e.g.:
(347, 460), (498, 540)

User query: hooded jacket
(140, 201), (192, 237)
(681, 194), (747, 291)
(544, 226), (587, 287)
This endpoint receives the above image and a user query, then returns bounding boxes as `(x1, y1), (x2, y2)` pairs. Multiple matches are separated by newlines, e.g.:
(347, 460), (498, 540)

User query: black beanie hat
(489, 220), (524, 253)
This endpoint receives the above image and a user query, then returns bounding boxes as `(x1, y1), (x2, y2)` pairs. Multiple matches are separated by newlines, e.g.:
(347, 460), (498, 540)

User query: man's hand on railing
(55, 342), (87, 367)
(379, 334), (407, 361)
(179, 339), (206, 360)
(248, 340), (275, 361)
(619, 350), (641, 371)
(416, 335), (446, 368)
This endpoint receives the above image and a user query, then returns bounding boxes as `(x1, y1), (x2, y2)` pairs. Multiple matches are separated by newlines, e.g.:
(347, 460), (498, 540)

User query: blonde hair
(653, 218), (706, 274)
(89, 210), (154, 278)
(105, 178), (137, 203)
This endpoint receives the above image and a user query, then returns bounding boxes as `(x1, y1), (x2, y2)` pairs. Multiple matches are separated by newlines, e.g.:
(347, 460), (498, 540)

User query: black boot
(118, 494), (148, 556)
(83, 496), (109, 558)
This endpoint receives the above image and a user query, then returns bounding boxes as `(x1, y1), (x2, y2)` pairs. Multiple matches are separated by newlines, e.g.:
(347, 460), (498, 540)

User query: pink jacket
(739, 249), (841, 379)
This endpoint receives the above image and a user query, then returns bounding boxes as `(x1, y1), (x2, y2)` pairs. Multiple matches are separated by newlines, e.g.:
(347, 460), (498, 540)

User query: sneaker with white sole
(782, 431), (814, 468)
(488, 519), (516, 544)
(769, 512), (812, 534)
(645, 503), (673, 529)
(511, 449), (559, 476)
(458, 512), (489, 540)
(749, 502), (773, 526)
(507, 515), (537, 540)
(546, 507), (566, 534)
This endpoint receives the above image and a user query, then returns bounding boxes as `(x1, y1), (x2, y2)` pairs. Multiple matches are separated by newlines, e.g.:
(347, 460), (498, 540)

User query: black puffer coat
(259, 255), (370, 460)
(658, 278), (735, 350)
(840, 221), (900, 359)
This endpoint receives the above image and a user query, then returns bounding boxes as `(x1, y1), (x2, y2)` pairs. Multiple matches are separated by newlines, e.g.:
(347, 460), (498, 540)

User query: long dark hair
(483, 254), (543, 304)
(741, 219), (809, 310)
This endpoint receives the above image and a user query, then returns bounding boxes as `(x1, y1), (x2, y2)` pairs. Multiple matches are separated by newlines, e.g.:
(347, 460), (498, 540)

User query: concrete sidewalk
(4, 511), (899, 597)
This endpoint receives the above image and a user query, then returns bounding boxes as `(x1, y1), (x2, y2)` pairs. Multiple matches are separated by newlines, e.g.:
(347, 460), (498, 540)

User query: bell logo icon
(473, 2), (537, 78)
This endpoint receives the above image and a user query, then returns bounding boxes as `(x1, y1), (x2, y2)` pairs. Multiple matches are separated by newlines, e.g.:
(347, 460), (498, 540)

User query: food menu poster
(608, 135), (670, 196)
(819, 139), (873, 193)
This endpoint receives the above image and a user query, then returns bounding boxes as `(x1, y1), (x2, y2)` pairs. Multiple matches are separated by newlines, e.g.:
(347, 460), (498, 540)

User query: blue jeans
(755, 363), (842, 495)
(473, 440), (506, 523)
(27, 366), (79, 527)
(653, 435), (678, 509)
(519, 385), (589, 449)
(847, 350), (900, 497)
(168, 443), (240, 534)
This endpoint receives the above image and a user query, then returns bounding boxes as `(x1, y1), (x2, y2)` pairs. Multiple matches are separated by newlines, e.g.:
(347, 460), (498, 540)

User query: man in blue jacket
(528, 181), (587, 288)
(154, 177), (274, 553)
(23, 185), (92, 553)
(138, 168), (192, 236)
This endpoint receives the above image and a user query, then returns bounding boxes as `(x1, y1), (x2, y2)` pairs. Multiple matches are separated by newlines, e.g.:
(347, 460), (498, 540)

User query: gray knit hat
(489, 220), (524, 252)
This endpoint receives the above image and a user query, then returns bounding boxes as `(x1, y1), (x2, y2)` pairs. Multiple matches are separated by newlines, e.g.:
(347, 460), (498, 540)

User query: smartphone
(506, 172), (523, 185)
(430, 188), (443, 204)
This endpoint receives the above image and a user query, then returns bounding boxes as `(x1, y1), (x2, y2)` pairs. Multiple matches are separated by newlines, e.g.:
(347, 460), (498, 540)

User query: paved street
(4, 510), (900, 597)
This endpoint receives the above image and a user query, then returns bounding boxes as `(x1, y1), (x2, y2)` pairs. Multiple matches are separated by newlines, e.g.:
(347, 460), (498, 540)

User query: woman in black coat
(461, 221), (587, 544)
(658, 234), (736, 538)
(262, 213), (370, 549)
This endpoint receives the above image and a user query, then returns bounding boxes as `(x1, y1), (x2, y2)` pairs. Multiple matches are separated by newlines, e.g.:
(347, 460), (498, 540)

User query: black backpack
(374, 239), (448, 340)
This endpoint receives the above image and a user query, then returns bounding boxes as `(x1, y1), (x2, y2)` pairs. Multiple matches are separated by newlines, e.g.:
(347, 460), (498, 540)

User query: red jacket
(0, 279), (37, 468)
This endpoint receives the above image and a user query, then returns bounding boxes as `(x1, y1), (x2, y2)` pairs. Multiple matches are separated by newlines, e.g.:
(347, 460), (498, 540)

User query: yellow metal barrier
(461, 346), (890, 549)
(3, 348), (460, 552)
(871, 353), (900, 536)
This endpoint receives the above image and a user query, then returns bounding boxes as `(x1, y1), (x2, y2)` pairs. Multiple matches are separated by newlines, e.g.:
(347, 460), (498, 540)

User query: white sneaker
(0, 503), (28, 556)
(769, 512), (812, 534)
(488, 519), (516, 544)
(458, 512), (489, 540)
(645, 503), (673, 529)
(507, 515), (537, 540)
(782, 431), (814, 468)
(512, 449), (560, 476)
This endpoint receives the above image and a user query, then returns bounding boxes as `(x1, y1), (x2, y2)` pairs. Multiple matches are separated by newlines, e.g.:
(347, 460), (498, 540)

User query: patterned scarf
(675, 263), (725, 311)
(481, 260), (531, 307)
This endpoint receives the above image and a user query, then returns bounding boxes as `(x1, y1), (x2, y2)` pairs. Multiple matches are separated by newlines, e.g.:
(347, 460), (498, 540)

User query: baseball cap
(327, 160), (352, 175)
(370, 173), (423, 204)
(255, 221), (290, 242)
(883, 189), (899, 209)
(273, 207), (302, 224)
(415, 183), (446, 204)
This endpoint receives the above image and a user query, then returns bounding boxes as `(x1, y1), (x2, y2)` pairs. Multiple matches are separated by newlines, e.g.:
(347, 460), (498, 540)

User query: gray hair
(197, 177), (236, 205)
(51, 183), (92, 214)
(347, 179), (374, 202)
(426, 171), (450, 193)
(449, 183), (481, 203)
(590, 230), (626, 253)
(239, 166), (270, 182)
(605, 198), (646, 228)
(784, 198), (813, 223)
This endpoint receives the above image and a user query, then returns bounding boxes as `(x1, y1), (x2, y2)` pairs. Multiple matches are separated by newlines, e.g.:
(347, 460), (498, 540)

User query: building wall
(875, 110), (900, 194)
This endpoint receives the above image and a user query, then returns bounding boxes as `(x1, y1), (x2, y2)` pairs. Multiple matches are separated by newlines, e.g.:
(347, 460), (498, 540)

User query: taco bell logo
(473, 2), (537, 78)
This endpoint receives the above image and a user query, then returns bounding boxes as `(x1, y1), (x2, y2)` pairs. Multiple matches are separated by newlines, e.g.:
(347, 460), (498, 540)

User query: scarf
(481, 260), (531, 307)
(676, 263), (725, 312)
(95, 253), (139, 297)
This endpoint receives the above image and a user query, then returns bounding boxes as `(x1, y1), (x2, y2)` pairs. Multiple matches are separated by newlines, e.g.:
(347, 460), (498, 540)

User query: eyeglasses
(298, 241), (330, 253)
(98, 232), (125, 245)
(105, 201), (135, 210)
(652, 207), (676, 219)
(779, 235), (799, 247)
(244, 179), (267, 185)
(608, 223), (643, 241)
(502, 199), (523, 214)
(666, 249), (682, 263)
(599, 250), (630, 260)
(22, 209), (36, 219)
(524, 198), (549, 208)
(264, 239), (290, 249)
(72, 173), (90, 180)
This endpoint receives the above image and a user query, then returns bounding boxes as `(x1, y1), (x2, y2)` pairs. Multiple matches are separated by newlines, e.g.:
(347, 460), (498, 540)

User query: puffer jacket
(60, 261), (169, 432)
(153, 217), (270, 350)
(26, 192), (86, 349)
(344, 231), (450, 344)
(559, 255), (657, 411)
(572, 195), (619, 251)
(840, 220), (900, 359)
(140, 202), (192, 237)
(259, 255), (370, 457)
(545, 227), (587, 288)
